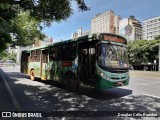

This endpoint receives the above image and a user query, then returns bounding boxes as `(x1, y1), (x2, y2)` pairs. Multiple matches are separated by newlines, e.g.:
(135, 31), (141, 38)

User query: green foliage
(0, 0), (89, 26)
(0, 32), (12, 52)
(11, 11), (45, 46)
(0, 18), (12, 52)
(0, 9), (44, 51)
(155, 35), (160, 40)
(0, 2), (17, 51)
(0, 0), (89, 52)
(0, 2), (17, 20)
(0, 51), (16, 62)
(16, 0), (89, 26)
(127, 40), (160, 64)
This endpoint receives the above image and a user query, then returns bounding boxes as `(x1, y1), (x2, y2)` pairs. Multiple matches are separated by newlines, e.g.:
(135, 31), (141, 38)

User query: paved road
(124, 73), (160, 98)
(0, 66), (160, 120)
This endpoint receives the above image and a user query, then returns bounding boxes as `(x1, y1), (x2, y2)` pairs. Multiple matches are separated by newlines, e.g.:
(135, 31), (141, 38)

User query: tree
(0, 9), (44, 51)
(0, 1), (17, 52)
(0, 51), (16, 62)
(14, 0), (89, 25)
(155, 35), (160, 40)
(1, 0), (89, 25)
(11, 11), (45, 46)
(127, 40), (160, 64)
(0, 0), (89, 52)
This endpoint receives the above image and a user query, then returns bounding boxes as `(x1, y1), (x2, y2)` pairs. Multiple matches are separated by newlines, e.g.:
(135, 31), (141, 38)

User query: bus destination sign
(101, 34), (127, 44)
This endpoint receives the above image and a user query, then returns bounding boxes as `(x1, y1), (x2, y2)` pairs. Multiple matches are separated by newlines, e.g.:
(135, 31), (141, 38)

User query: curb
(0, 68), (22, 112)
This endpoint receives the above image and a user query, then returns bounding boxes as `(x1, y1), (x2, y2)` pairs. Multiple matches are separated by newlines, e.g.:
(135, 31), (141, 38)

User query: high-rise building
(119, 16), (143, 41)
(143, 16), (160, 40)
(71, 32), (78, 39)
(71, 28), (90, 39)
(91, 10), (121, 34)
(114, 15), (121, 34)
(82, 30), (91, 36)
(78, 28), (82, 37)
(129, 16), (143, 40)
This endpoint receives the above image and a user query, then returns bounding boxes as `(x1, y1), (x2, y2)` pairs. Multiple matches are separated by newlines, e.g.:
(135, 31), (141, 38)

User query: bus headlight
(100, 72), (104, 77)
(97, 70), (109, 80)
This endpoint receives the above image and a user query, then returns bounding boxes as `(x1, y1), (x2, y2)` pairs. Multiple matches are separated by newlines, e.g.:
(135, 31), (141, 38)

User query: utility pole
(16, 46), (21, 64)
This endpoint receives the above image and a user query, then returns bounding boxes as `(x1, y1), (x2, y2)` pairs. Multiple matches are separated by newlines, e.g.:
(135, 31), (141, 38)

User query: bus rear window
(30, 50), (41, 62)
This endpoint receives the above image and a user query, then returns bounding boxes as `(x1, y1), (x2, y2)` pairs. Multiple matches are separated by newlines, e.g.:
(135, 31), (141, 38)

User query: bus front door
(40, 50), (48, 80)
(21, 51), (30, 74)
(78, 42), (96, 85)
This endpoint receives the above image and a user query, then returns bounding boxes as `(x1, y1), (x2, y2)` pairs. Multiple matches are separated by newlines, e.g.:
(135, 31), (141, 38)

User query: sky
(42, 0), (160, 42)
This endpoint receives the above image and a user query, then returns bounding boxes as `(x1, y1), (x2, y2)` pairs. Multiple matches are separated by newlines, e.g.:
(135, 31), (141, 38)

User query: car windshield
(97, 43), (129, 68)
(6, 60), (14, 63)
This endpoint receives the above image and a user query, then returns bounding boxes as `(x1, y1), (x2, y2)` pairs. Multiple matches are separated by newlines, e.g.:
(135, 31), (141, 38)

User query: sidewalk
(130, 70), (160, 77)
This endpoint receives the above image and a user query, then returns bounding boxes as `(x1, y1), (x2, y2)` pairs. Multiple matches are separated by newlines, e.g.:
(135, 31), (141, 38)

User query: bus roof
(76, 33), (127, 44)
(49, 39), (74, 47)
(24, 33), (127, 51)
(29, 45), (50, 51)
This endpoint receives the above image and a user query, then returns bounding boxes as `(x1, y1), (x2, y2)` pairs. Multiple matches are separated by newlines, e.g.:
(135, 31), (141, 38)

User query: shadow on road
(33, 78), (132, 100)
(1, 71), (160, 119)
(4, 71), (132, 100)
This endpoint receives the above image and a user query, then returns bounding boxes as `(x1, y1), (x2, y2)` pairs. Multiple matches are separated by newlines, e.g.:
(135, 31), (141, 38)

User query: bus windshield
(97, 43), (129, 68)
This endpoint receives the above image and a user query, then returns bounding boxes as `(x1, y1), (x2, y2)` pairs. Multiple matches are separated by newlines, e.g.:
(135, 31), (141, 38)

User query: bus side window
(60, 43), (76, 61)
(35, 50), (41, 62)
(50, 47), (60, 61)
(42, 50), (48, 63)
(30, 50), (35, 62)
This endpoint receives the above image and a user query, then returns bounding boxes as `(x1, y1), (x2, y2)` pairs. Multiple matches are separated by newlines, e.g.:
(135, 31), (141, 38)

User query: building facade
(143, 16), (160, 40)
(119, 16), (143, 41)
(71, 28), (91, 39)
(114, 15), (121, 34)
(71, 32), (78, 39)
(91, 10), (121, 34)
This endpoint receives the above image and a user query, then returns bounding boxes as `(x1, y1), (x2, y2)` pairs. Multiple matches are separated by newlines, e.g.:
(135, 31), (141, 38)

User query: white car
(4, 60), (16, 66)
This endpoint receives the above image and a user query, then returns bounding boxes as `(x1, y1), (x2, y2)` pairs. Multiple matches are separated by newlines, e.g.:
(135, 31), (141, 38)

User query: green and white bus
(21, 33), (129, 91)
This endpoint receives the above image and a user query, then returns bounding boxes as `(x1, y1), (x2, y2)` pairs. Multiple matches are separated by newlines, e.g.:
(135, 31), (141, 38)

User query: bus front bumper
(95, 75), (129, 89)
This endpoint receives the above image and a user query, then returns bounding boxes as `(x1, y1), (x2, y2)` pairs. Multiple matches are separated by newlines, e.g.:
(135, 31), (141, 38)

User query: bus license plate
(117, 82), (123, 85)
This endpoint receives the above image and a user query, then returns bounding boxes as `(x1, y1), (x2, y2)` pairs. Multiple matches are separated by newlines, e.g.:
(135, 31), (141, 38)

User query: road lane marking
(141, 93), (160, 99)
(0, 69), (25, 120)
(0, 69), (22, 111)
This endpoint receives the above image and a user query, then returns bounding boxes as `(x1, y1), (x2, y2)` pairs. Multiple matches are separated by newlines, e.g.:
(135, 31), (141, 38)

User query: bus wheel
(65, 72), (76, 91)
(30, 69), (35, 81)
